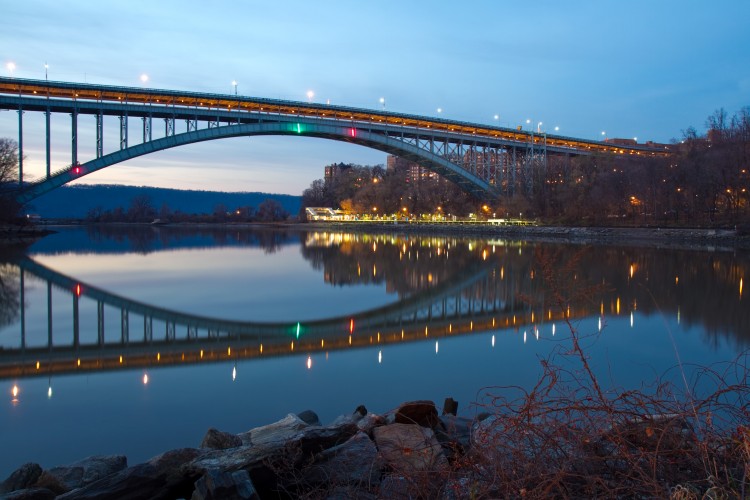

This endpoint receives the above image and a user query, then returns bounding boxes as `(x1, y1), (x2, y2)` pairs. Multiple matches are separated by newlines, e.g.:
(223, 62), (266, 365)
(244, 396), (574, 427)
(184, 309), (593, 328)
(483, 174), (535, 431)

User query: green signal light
(296, 123), (302, 134)
(296, 322), (301, 339)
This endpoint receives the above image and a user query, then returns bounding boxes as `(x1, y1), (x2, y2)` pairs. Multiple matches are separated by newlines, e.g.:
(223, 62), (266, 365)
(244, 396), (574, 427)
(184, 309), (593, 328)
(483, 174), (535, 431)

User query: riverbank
(304, 222), (750, 251)
(1, 394), (745, 499)
(12, 221), (750, 251)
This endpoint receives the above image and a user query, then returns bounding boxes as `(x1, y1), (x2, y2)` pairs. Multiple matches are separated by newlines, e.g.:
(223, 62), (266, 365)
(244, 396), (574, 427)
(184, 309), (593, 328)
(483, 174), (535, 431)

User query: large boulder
(190, 420), (359, 496)
(46, 455), (128, 492)
(0, 463), (43, 494)
(199, 429), (242, 451)
(56, 448), (205, 500)
(191, 469), (260, 500)
(394, 400), (439, 428)
(1, 487), (56, 500)
(295, 410), (320, 426)
(303, 431), (382, 486)
(372, 423), (448, 473)
(237, 414), (309, 447)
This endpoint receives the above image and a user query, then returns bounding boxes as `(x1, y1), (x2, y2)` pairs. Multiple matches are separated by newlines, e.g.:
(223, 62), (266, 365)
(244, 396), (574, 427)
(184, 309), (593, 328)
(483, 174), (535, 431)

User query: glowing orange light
(75, 284), (82, 296)
(306, 356), (312, 370)
(12, 385), (19, 398)
(349, 318), (354, 334)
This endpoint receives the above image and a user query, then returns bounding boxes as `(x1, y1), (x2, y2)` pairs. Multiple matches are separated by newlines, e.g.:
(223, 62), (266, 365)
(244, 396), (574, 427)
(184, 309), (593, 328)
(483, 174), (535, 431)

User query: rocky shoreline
(1, 399), (475, 499)
(1, 395), (721, 499)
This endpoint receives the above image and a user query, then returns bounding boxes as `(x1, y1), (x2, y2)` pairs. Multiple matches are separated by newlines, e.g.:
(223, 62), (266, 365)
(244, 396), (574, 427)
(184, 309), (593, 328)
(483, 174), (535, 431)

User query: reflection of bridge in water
(1, 255), (573, 380)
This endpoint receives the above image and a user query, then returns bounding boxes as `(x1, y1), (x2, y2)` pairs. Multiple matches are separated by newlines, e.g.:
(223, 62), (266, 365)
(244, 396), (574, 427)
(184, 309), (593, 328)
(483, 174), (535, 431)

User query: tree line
(85, 195), (289, 223)
(302, 106), (750, 226)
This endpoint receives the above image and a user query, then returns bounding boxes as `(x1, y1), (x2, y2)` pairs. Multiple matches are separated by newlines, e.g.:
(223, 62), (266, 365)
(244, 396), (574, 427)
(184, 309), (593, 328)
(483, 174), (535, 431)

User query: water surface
(0, 226), (746, 476)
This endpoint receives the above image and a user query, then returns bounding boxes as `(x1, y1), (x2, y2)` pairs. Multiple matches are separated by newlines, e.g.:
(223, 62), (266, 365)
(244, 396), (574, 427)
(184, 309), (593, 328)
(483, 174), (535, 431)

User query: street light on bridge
(140, 73), (149, 84)
(307, 90), (314, 102)
(7, 62), (16, 77)
(232, 80), (238, 95)
(379, 97), (385, 110)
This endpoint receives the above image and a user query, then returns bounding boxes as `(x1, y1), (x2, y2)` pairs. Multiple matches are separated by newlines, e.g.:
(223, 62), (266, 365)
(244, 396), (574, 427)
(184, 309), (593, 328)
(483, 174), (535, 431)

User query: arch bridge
(0, 77), (669, 204)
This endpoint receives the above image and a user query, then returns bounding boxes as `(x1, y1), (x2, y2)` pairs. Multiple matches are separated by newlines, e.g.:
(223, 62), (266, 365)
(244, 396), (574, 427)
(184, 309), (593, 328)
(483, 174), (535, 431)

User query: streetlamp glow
(140, 73), (149, 84)
(232, 80), (237, 95)
(44, 62), (49, 80)
(379, 97), (385, 110)
(437, 107), (442, 115)
(537, 121), (543, 133)
(493, 114), (499, 121)
(7, 62), (16, 77)
(554, 126), (560, 132)
(307, 90), (314, 102)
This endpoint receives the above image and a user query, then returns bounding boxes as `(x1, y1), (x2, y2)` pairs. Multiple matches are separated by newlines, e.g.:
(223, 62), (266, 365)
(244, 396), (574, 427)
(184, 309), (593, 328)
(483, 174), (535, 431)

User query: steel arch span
(15, 120), (498, 204)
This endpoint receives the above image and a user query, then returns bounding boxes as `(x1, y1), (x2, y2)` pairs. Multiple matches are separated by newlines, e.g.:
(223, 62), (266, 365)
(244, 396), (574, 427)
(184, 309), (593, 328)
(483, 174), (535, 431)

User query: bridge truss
(0, 78), (668, 203)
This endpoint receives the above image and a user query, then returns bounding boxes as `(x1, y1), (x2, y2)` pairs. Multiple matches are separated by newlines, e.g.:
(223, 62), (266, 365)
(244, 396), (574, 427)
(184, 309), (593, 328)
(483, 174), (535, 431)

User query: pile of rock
(0, 399), (476, 499)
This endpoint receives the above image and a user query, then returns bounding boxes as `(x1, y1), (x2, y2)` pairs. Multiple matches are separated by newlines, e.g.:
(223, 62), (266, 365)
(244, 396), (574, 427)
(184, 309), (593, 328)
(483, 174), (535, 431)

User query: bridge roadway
(0, 256), (573, 380)
(0, 77), (669, 203)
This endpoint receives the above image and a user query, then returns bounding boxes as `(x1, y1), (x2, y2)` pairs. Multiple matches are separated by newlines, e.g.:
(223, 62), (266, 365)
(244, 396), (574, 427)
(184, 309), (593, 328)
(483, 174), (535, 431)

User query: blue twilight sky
(2, 1), (749, 195)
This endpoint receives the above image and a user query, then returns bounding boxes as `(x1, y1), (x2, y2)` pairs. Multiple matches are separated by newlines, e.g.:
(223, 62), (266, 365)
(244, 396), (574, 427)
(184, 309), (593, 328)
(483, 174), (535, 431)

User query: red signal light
(349, 128), (356, 138)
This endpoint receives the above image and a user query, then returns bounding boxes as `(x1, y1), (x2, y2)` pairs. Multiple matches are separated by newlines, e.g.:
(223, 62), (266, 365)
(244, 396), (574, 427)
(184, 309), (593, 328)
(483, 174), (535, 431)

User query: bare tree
(0, 138), (19, 185)
(0, 138), (22, 222)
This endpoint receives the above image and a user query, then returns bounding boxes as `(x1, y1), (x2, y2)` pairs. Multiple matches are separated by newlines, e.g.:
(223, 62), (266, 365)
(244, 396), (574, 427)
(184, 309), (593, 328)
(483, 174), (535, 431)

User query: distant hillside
(24, 185), (302, 219)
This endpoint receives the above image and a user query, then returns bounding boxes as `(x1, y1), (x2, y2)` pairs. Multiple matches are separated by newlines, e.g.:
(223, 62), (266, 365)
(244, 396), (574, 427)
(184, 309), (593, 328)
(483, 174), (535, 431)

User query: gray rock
(435, 415), (474, 458)
(0, 487), (56, 500)
(200, 428), (242, 450)
(237, 413), (309, 447)
(0, 463), (43, 494)
(372, 423), (448, 473)
(394, 400), (439, 428)
(56, 448), (205, 500)
(191, 468), (260, 500)
(189, 421), (358, 495)
(296, 410), (320, 426)
(46, 455), (127, 491)
(357, 413), (385, 434)
(442, 397), (459, 416)
(303, 431), (382, 486)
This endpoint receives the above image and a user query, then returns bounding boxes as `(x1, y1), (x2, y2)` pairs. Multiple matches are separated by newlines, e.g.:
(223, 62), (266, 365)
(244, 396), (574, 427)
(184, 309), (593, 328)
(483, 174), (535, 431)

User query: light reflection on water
(0, 226), (747, 476)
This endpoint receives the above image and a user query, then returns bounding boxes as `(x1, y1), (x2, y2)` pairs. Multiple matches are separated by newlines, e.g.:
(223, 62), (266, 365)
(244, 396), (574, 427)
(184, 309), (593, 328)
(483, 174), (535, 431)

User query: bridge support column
(119, 114), (128, 149)
(96, 112), (103, 158)
(165, 116), (175, 136)
(97, 301), (105, 346)
(17, 105), (23, 186)
(73, 293), (79, 349)
(144, 315), (153, 343)
(166, 322), (175, 341)
(143, 115), (152, 143)
(45, 106), (51, 178)
(121, 309), (129, 344)
(47, 281), (53, 349)
(71, 107), (78, 166)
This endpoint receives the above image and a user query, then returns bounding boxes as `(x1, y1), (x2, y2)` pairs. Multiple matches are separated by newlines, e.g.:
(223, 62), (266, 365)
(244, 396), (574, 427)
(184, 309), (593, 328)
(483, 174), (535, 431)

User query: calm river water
(0, 226), (747, 476)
